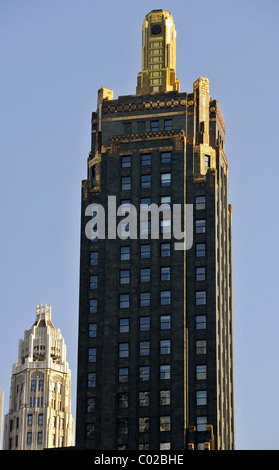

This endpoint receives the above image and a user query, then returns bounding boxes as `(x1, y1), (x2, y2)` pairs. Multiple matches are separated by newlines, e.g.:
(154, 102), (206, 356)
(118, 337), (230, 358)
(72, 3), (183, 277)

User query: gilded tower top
(136, 10), (180, 95)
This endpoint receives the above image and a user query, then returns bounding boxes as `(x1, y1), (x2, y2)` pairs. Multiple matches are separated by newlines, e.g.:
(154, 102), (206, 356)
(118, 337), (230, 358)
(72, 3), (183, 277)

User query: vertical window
(195, 219), (206, 233)
(140, 268), (151, 283)
(119, 318), (129, 333)
(150, 120), (159, 132)
(121, 155), (131, 167)
(196, 243), (206, 257)
(123, 122), (132, 134)
(160, 416), (171, 432)
(196, 267), (206, 281)
(196, 340), (207, 354)
(118, 368), (129, 383)
(137, 121), (146, 133)
(120, 269), (130, 284)
(196, 365), (207, 380)
(120, 246), (130, 260)
(31, 379), (36, 391)
(160, 219), (171, 235)
(161, 151), (171, 163)
(139, 391), (150, 407)
(160, 266), (170, 281)
(27, 414), (32, 426)
(88, 347), (96, 362)
(27, 432), (32, 445)
(197, 416), (207, 432)
(160, 290), (171, 305)
(120, 294), (130, 309)
(161, 195), (171, 207)
(196, 390), (207, 406)
(139, 417), (149, 433)
(196, 291), (206, 305)
(140, 292), (150, 307)
(90, 275), (98, 290)
(141, 153), (151, 165)
(119, 343), (129, 358)
(38, 379), (44, 391)
(87, 397), (96, 413)
(140, 197), (151, 209)
(118, 393), (128, 408)
(118, 418), (128, 435)
(38, 414), (43, 425)
(87, 423), (95, 439)
(161, 173), (171, 187)
(196, 315), (206, 330)
(89, 299), (97, 314)
(87, 372), (96, 387)
(160, 365), (171, 380)
(164, 119), (173, 130)
(140, 244), (151, 259)
(161, 243), (170, 257)
(195, 195), (206, 210)
(121, 176), (131, 190)
(139, 341), (150, 356)
(141, 174), (151, 189)
(160, 340), (171, 355)
(204, 155), (210, 167)
(37, 432), (43, 444)
(160, 390), (171, 406)
(139, 316), (150, 331)
(89, 323), (97, 337)
(139, 366), (150, 381)
(160, 315), (171, 330)
(90, 251), (98, 265)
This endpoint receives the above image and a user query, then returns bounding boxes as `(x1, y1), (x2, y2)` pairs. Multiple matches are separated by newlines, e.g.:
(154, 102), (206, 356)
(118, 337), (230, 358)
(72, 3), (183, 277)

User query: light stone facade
(3, 304), (74, 450)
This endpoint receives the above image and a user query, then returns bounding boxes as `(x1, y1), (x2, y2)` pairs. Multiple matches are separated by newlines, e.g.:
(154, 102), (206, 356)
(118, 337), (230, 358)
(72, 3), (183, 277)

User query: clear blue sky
(1, 0), (278, 450)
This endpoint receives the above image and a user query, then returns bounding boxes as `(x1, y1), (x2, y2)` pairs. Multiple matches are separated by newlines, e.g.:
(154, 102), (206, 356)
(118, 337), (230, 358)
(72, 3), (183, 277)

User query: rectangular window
(196, 390), (207, 406)
(160, 390), (171, 406)
(89, 299), (97, 314)
(196, 243), (206, 257)
(118, 418), (128, 435)
(140, 244), (151, 259)
(90, 251), (98, 266)
(160, 266), (170, 281)
(88, 347), (96, 363)
(121, 155), (131, 167)
(161, 243), (170, 257)
(120, 294), (130, 309)
(27, 414), (32, 426)
(140, 292), (150, 307)
(150, 120), (159, 132)
(160, 339), (171, 355)
(38, 414), (43, 425)
(86, 424), (95, 440)
(90, 275), (98, 290)
(123, 122), (132, 134)
(141, 174), (151, 189)
(118, 393), (128, 408)
(118, 368), (128, 383)
(161, 173), (171, 187)
(139, 341), (150, 356)
(87, 397), (96, 413)
(88, 323), (97, 337)
(120, 246), (130, 260)
(119, 318), (129, 333)
(139, 316), (150, 331)
(161, 195), (171, 207)
(197, 416), (207, 432)
(164, 119), (173, 131)
(121, 176), (131, 190)
(119, 343), (129, 358)
(204, 155), (210, 167)
(160, 219), (171, 235)
(140, 220), (151, 237)
(196, 315), (206, 330)
(139, 391), (150, 407)
(195, 195), (206, 210)
(196, 340), (207, 354)
(27, 432), (32, 445)
(160, 315), (171, 330)
(120, 269), (130, 285)
(195, 219), (206, 233)
(161, 151), (171, 163)
(141, 153), (151, 165)
(140, 268), (151, 283)
(160, 364), (171, 380)
(196, 291), (206, 305)
(160, 290), (171, 305)
(120, 199), (131, 215)
(196, 267), (206, 281)
(87, 372), (96, 388)
(137, 121), (146, 133)
(140, 197), (151, 210)
(139, 366), (150, 381)
(160, 416), (171, 432)
(139, 417), (149, 433)
(196, 365), (207, 380)
(37, 432), (43, 444)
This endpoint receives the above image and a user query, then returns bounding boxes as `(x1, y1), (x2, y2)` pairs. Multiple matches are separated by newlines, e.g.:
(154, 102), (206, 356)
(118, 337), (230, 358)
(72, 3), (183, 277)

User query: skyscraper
(3, 304), (74, 450)
(76, 9), (234, 450)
